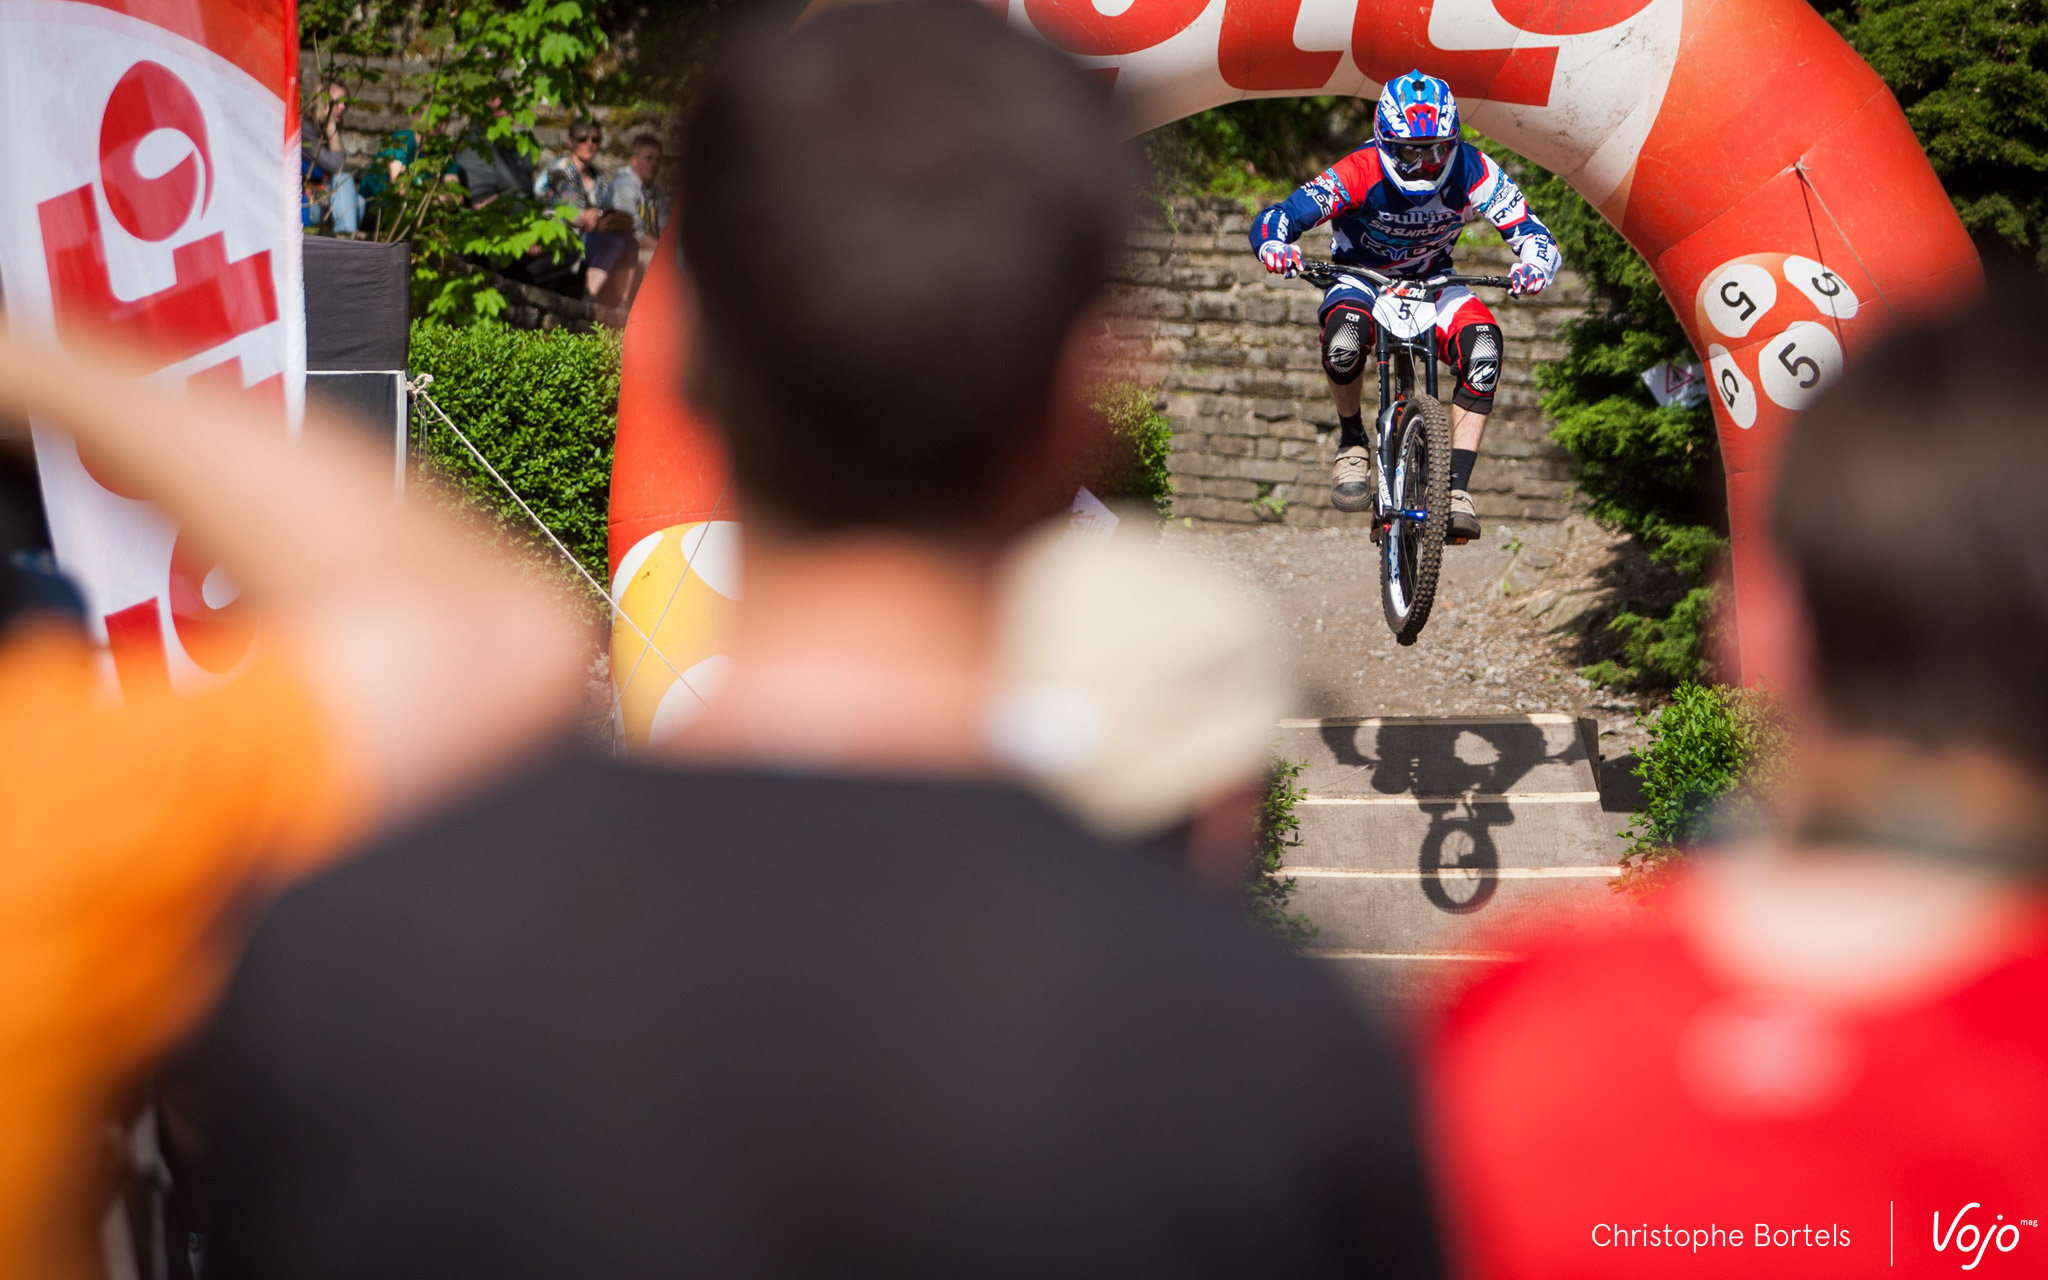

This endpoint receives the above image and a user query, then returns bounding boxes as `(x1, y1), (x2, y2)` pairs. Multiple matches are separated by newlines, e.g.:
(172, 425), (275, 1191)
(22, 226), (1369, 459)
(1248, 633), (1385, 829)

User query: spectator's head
(680, 0), (1128, 540)
(1772, 265), (2048, 788)
(568, 119), (603, 164)
(629, 134), (662, 184)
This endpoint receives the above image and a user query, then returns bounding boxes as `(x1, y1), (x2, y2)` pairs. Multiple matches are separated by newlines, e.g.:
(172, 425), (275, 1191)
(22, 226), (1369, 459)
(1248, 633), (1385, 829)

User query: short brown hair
(629, 133), (662, 155)
(1772, 264), (2048, 773)
(680, 0), (1127, 535)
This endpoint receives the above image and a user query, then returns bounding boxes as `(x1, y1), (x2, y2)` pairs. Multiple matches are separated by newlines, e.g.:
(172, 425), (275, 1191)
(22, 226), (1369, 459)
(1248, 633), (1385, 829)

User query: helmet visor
(1380, 136), (1454, 183)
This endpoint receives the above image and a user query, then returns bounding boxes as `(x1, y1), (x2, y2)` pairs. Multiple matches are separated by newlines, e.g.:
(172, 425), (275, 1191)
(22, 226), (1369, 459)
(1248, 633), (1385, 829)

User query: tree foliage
(1815, 0), (2048, 263)
(1481, 148), (1728, 686)
(1143, 97), (1371, 199)
(301, 0), (610, 323)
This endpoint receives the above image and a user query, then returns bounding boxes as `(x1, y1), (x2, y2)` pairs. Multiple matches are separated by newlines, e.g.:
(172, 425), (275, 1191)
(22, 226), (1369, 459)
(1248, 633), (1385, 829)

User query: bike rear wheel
(1379, 393), (1451, 644)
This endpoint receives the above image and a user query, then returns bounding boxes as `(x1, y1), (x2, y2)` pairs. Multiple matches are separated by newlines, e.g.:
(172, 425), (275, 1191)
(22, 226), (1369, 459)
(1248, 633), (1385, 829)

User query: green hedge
(407, 322), (620, 597)
(1616, 682), (1788, 894)
(405, 328), (1173, 604)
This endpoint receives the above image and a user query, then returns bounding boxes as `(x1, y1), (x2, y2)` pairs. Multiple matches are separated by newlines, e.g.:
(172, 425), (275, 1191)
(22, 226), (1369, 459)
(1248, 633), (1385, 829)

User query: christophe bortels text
(1591, 1223), (1850, 1252)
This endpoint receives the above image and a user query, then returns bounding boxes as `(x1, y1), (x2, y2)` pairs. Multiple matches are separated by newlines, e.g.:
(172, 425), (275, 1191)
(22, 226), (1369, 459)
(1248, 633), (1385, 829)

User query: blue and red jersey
(1251, 142), (1561, 285)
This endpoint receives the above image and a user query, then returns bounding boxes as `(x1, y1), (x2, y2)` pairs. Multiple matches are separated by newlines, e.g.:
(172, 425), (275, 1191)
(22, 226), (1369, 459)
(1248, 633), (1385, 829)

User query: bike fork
(1373, 332), (1396, 523)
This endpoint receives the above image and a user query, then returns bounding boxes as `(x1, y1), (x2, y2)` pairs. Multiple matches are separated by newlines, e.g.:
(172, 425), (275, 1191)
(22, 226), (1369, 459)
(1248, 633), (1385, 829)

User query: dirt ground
(1162, 513), (1674, 762)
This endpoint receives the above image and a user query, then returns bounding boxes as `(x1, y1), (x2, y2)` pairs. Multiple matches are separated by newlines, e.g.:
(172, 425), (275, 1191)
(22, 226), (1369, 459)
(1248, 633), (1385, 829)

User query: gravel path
(1162, 515), (1662, 760)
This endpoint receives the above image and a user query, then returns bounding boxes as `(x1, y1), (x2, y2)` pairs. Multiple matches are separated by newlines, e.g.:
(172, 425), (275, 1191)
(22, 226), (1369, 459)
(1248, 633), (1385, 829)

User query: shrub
(407, 321), (620, 609)
(1085, 380), (1175, 518)
(1487, 147), (1726, 689)
(1615, 682), (1789, 895)
(1248, 759), (1318, 945)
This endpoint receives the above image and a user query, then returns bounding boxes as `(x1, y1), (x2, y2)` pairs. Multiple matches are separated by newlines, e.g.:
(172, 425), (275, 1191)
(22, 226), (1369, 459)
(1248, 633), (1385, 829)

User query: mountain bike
(1296, 260), (1515, 645)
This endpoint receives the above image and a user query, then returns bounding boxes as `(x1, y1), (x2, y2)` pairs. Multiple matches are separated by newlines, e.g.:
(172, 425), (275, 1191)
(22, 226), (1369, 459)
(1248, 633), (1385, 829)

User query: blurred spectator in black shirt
(182, 8), (1444, 1278)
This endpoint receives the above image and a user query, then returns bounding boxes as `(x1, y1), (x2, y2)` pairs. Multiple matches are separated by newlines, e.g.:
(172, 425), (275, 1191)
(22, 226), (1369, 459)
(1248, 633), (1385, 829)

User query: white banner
(0, 0), (303, 695)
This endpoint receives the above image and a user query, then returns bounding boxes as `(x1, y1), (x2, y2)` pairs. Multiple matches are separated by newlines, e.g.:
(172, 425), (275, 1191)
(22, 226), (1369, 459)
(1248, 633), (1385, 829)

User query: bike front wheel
(1379, 393), (1451, 644)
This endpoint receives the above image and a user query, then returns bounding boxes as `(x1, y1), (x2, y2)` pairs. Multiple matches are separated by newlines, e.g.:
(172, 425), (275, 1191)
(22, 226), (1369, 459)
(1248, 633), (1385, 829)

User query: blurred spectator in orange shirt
(1424, 266), (2048, 1279)
(0, 337), (589, 1280)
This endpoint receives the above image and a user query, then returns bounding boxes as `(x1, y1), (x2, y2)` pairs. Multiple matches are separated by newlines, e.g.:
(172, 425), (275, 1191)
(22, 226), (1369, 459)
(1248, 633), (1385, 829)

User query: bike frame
(1298, 260), (1516, 528)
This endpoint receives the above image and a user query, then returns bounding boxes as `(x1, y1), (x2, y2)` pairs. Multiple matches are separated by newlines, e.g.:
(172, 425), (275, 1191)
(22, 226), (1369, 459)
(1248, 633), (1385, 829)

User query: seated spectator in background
(181, 6), (1442, 1278)
(1426, 267), (2048, 1278)
(301, 83), (363, 236)
(0, 339), (588, 1280)
(455, 100), (537, 212)
(602, 133), (669, 306)
(455, 104), (582, 294)
(542, 119), (635, 309)
(353, 126), (416, 211)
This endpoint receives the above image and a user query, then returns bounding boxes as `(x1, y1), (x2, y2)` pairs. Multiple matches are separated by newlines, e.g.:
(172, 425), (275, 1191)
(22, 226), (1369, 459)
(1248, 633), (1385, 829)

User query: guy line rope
(406, 375), (714, 721)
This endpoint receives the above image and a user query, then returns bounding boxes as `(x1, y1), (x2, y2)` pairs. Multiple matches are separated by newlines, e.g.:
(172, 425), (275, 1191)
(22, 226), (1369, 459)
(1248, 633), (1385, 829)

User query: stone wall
(1101, 198), (1590, 528)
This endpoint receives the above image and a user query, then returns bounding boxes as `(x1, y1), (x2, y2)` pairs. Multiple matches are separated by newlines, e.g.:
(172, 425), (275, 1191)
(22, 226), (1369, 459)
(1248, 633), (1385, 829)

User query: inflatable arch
(606, 0), (1977, 744)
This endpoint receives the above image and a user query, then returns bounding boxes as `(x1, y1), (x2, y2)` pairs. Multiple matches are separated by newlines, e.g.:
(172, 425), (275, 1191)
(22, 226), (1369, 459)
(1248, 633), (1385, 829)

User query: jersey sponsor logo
(1306, 169), (1348, 218)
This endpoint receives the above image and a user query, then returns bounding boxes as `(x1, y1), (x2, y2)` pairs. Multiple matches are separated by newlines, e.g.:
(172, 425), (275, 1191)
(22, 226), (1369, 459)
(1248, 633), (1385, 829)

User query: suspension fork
(1374, 323), (1392, 439)
(1374, 325), (1395, 518)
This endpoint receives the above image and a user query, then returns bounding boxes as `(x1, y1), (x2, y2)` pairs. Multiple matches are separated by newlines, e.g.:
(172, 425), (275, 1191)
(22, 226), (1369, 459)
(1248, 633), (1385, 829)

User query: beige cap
(986, 518), (1292, 838)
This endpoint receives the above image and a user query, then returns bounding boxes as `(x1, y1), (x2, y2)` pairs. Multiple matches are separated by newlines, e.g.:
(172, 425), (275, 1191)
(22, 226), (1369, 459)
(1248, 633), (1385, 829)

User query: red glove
(1259, 241), (1303, 278)
(1509, 262), (1546, 296)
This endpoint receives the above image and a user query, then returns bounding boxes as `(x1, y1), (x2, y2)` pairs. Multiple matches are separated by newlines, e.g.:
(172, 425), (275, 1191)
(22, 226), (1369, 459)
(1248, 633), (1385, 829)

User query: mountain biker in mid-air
(1250, 70), (1561, 542)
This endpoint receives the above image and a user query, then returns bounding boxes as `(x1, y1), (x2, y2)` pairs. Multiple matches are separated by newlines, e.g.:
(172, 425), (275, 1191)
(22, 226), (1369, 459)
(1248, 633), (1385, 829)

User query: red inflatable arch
(606, 0), (1976, 743)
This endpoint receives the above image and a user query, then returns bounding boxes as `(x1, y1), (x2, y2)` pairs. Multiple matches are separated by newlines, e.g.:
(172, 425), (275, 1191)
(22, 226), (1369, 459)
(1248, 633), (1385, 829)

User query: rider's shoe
(1448, 489), (1482, 543)
(1331, 445), (1373, 512)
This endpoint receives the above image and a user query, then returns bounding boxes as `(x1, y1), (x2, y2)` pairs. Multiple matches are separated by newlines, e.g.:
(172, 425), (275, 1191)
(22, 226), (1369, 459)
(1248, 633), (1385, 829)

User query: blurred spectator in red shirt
(1425, 266), (2048, 1278)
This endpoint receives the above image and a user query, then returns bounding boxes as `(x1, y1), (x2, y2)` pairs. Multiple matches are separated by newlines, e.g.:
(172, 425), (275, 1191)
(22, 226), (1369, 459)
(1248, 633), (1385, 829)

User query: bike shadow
(1319, 719), (1581, 915)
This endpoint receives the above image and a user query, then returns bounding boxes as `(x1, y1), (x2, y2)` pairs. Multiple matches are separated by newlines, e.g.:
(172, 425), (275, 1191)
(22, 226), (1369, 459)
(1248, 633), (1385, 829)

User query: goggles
(1378, 135), (1454, 181)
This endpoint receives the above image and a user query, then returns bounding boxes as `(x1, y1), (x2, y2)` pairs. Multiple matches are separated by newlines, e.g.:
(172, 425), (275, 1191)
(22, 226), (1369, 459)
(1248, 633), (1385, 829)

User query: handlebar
(1296, 258), (1517, 293)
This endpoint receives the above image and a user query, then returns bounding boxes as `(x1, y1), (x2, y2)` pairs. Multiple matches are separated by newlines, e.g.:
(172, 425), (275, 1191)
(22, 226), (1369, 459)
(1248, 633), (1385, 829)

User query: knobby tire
(1380, 393), (1451, 644)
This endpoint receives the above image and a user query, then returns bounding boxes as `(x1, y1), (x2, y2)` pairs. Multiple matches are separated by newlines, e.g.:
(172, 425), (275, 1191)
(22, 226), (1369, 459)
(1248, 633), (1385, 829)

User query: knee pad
(1320, 306), (1370, 385)
(1452, 323), (1502, 413)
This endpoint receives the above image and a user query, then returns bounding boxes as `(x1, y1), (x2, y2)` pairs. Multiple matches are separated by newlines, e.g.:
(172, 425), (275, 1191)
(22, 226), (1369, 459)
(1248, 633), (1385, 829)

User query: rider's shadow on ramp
(1315, 719), (1585, 916)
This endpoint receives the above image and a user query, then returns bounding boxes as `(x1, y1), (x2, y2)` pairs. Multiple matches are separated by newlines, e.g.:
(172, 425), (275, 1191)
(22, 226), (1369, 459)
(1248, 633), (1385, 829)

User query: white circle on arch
(648, 654), (735, 743)
(676, 520), (743, 600)
(1700, 262), (1778, 340)
(1757, 321), (1844, 412)
(1706, 344), (1757, 430)
(1783, 255), (1860, 320)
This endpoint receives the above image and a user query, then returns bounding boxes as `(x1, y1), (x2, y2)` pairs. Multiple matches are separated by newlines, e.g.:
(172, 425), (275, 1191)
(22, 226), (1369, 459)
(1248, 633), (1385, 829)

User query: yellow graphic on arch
(610, 520), (741, 748)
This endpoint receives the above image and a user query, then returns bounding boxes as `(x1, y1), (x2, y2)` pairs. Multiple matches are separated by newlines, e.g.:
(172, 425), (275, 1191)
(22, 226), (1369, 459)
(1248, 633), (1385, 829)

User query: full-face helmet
(1375, 70), (1460, 195)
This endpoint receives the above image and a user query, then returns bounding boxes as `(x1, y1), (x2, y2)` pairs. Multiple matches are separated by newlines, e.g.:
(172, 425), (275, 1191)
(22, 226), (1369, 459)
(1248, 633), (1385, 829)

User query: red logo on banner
(38, 60), (276, 361)
(34, 58), (279, 685)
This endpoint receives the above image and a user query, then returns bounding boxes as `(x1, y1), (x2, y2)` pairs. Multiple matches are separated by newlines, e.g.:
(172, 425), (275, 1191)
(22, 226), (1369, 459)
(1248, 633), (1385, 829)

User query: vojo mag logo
(1931, 1203), (2036, 1270)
